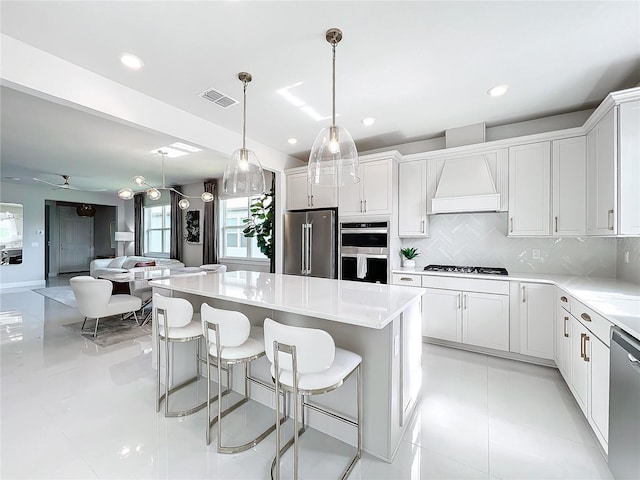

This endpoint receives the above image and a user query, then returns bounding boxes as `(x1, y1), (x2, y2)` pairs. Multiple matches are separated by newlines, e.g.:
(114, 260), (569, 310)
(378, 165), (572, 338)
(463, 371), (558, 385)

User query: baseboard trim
(0, 280), (46, 290)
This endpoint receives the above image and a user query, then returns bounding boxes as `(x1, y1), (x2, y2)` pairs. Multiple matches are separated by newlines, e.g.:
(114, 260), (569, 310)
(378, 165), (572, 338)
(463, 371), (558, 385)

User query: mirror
(0, 203), (23, 265)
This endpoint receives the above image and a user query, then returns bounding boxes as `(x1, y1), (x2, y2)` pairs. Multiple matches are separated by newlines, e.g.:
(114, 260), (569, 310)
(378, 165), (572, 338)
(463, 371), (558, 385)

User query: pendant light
(307, 28), (359, 186)
(222, 72), (265, 196)
(118, 151), (214, 210)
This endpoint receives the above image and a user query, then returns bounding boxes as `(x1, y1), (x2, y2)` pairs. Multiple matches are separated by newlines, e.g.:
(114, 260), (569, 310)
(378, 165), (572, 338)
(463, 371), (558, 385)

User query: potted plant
(400, 247), (420, 268)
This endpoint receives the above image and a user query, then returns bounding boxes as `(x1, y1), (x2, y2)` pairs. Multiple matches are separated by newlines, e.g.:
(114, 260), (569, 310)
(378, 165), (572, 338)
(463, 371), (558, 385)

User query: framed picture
(185, 210), (201, 244)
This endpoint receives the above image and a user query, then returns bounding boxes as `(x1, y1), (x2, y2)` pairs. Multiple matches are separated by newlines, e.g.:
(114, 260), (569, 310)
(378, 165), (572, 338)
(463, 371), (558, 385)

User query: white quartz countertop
(393, 268), (640, 339)
(150, 271), (425, 329)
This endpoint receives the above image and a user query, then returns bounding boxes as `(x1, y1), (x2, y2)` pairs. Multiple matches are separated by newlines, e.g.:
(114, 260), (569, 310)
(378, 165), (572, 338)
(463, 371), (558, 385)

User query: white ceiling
(1, 1), (639, 193)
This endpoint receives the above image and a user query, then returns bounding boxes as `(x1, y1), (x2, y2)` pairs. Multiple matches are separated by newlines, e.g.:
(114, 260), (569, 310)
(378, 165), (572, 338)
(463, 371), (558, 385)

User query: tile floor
(0, 278), (613, 479)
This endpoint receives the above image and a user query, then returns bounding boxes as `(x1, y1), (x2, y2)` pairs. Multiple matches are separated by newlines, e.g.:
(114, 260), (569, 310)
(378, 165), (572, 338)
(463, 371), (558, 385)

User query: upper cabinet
(618, 100), (640, 235)
(339, 156), (394, 217)
(586, 107), (617, 235)
(398, 160), (428, 237)
(508, 142), (551, 236)
(553, 136), (587, 236)
(286, 169), (338, 211)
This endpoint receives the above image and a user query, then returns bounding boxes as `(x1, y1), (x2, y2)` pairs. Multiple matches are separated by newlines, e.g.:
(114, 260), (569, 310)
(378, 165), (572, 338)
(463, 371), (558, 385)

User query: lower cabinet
(555, 297), (572, 382)
(519, 282), (555, 360)
(423, 285), (509, 352)
(570, 316), (590, 414)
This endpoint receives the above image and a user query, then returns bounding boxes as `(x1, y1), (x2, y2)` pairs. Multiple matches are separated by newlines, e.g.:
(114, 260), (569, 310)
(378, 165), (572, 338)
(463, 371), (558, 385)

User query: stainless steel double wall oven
(340, 221), (389, 284)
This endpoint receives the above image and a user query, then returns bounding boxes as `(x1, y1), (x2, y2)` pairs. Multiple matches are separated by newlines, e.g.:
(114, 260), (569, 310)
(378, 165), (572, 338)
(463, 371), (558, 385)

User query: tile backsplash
(400, 213), (618, 277)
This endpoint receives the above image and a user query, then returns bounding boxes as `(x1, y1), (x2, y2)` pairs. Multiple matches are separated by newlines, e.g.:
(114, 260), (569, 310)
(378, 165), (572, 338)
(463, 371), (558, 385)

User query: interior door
(58, 205), (93, 273)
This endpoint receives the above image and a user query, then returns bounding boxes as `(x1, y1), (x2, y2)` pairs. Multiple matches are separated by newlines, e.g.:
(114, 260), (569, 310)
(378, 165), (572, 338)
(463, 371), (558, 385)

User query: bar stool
(264, 318), (362, 480)
(154, 293), (207, 417)
(201, 303), (285, 452)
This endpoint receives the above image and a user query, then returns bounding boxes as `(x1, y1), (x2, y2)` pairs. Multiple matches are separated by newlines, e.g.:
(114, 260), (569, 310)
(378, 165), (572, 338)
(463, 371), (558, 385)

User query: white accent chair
(154, 293), (206, 417)
(200, 303), (284, 452)
(70, 276), (142, 338)
(264, 318), (362, 480)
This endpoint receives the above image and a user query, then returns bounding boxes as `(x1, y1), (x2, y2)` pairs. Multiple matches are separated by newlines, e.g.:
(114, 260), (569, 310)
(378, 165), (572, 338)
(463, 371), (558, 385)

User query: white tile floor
(1, 280), (613, 479)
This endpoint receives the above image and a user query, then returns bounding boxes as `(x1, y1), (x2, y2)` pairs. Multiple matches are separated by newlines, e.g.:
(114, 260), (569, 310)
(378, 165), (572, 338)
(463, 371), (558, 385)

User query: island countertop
(150, 271), (425, 329)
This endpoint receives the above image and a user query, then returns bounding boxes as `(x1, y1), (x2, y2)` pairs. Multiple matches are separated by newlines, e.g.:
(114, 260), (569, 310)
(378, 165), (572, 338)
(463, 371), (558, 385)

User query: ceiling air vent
(199, 87), (238, 109)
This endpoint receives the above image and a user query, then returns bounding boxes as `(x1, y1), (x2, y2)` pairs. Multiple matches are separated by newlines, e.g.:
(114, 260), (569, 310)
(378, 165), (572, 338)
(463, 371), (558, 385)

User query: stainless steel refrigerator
(283, 209), (337, 278)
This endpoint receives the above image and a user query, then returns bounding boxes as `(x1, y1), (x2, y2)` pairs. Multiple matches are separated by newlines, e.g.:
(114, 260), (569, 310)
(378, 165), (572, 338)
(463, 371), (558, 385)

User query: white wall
(400, 213), (618, 277)
(0, 181), (124, 288)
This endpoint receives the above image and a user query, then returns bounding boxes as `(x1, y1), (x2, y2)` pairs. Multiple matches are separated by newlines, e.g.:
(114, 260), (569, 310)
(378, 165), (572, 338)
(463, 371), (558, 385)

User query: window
(220, 196), (267, 260)
(144, 204), (171, 256)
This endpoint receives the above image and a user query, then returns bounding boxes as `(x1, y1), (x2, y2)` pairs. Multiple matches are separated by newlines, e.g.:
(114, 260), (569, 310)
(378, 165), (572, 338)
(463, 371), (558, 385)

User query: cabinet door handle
(421, 220), (425, 233)
(457, 293), (461, 309)
(581, 313), (591, 322)
(360, 200), (363, 213)
(583, 335), (590, 362)
(555, 216), (558, 233)
(580, 333), (585, 358)
(560, 296), (568, 303)
(364, 200), (367, 212)
(311, 195), (314, 207)
(563, 316), (569, 338)
(307, 195), (310, 207)
(522, 286), (526, 303)
(463, 293), (467, 310)
(510, 217), (514, 233)
(608, 209), (614, 231)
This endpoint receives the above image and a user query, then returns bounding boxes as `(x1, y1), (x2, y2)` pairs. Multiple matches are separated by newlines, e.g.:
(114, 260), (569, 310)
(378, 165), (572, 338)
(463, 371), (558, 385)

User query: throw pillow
(107, 256), (126, 268)
(134, 261), (156, 267)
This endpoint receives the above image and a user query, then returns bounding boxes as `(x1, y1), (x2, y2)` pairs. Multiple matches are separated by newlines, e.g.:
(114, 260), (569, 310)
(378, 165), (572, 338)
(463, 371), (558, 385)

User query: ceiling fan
(33, 175), (106, 192)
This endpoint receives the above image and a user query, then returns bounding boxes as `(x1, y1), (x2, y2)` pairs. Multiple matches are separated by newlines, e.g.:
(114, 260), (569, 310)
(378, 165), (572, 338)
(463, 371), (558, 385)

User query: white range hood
(431, 154), (501, 214)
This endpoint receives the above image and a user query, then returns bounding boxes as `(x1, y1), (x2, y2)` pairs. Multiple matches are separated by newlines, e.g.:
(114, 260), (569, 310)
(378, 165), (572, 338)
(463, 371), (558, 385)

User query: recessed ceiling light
(120, 53), (144, 70)
(361, 117), (376, 126)
(288, 138), (298, 145)
(487, 84), (509, 97)
(170, 142), (202, 153)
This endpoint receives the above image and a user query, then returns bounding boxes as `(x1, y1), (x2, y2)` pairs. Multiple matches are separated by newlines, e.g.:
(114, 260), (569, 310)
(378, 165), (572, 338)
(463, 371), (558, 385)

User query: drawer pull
(563, 316), (569, 338)
(560, 296), (568, 303)
(580, 333), (585, 358)
(581, 313), (591, 322)
(399, 277), (413, 282)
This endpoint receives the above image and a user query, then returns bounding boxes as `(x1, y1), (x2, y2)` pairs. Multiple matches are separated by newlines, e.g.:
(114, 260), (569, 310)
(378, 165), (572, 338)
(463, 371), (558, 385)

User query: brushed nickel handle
(399, 277), (413, 282)
(581, 313), (591, 322)
(555, 216), (558, 233)
(583, 335), (590, 362)
(563, 316), (569, 338)
(510, 218), (514, 233)
(421, 220), (425, 233)
(580, 333), (585, 358)
(560, 296), (568, 303)
(364, 200), (367, 212)
(307, 195), (311, 207)
(463, 293), (467, 310)
(608, 209), (614, 231)
(457, 293), (461, 309)
(311, 195), (314, 207)
(360, 200), (363, 213)
(522, 286), (526, 303)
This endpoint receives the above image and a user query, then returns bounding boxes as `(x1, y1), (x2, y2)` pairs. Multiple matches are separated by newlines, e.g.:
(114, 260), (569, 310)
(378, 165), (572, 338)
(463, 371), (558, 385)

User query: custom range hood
(431, 122), (500, 214)
(431, 154), (501, 213)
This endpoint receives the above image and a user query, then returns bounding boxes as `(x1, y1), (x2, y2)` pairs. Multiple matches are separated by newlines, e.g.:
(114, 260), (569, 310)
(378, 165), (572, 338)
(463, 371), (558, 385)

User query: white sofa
(90, 256), (185, 278)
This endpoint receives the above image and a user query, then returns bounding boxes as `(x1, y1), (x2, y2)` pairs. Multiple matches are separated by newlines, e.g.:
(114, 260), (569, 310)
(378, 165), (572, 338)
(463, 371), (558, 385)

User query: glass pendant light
(223, 72), (265, 196)
(307, 28), (359, 186)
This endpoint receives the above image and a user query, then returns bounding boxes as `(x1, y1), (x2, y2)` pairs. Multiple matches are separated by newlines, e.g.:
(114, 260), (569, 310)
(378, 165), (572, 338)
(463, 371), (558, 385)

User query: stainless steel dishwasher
(608, 327), (640, 480)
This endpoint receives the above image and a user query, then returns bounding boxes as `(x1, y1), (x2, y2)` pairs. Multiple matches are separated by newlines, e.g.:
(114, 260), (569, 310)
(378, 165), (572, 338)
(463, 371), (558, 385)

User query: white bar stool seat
(154, 293), (207, 418)
(264, 317), (362, 480)
(201, 304), (285, 453)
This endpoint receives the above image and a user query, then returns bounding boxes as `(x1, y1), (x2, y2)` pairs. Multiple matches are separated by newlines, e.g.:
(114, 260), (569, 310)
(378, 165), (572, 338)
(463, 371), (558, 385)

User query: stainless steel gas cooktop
(423, 264), (509, 276)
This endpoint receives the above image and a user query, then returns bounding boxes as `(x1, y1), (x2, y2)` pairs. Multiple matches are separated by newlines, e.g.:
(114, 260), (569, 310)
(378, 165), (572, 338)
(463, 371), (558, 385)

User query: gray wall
(93, 204), (116, 258)
(617, 237), (640, 285)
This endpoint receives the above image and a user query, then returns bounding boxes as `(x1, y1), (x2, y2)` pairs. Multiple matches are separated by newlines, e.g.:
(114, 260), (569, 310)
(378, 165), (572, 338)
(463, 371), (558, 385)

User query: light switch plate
(532, 248), (541, 260)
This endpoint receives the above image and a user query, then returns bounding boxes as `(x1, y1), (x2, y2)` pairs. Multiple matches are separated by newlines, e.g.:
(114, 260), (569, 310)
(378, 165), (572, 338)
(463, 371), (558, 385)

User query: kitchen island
(150, 271), (425, 462)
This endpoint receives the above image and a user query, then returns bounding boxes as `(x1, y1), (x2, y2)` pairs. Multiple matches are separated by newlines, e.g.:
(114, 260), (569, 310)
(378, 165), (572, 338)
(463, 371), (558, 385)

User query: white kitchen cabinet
(586, 107), (617, 235)
(398, 160), (428, 237)
(340, 158), (393, 217)
(555, 291), (572, 382)
(508, 142), (551, 236)
(570, 315), (589, 415)
(518, 282), (555, 360)
(462, 291), (510, 351)
(589, 333), (610, 446)
(422, 277), (510, 352)
(286, 170), (337, 210)
(618, 100), (640, 235)
(422, 288), (462, 342)
(552, 136), (586, 236)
